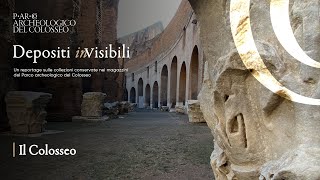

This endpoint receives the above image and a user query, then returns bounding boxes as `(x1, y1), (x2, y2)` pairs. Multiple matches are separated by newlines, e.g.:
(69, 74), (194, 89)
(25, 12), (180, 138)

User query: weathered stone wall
(188, 0), (320, 179)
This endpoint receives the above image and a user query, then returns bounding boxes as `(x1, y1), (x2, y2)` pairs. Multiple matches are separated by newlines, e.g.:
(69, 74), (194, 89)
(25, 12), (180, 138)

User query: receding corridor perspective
(0, 110), (214, 180)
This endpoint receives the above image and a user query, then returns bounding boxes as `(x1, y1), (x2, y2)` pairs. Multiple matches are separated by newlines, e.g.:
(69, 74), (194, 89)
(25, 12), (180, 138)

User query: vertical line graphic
(13, 142), (16, 158)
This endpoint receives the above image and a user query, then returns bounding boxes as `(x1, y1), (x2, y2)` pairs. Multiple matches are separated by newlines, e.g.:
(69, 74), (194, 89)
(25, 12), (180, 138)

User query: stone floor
(0, 110), (214, 180)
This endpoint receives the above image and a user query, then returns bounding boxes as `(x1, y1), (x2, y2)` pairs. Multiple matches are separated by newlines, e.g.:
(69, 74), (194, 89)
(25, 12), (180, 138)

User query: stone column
(135, 84), (139, 105)
(185, 66), (190, 102)
(127, 86), (131, 103)
(159, 79), (162, 106)
(150, 86), (154, 109)
(167, 69), (172, 108)
(143, 82), (147, 108)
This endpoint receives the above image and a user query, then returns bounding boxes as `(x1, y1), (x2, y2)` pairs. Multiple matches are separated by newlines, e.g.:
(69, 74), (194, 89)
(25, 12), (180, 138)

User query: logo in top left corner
(13, 13), (77, 34)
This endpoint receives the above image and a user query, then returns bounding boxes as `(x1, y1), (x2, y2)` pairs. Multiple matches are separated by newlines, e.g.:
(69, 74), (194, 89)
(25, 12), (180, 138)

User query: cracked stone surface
(188, 0), (320, 179)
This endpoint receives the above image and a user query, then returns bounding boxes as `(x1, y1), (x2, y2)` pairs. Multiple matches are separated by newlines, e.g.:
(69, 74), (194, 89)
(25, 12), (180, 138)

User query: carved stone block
(5, 91), (52, 134)
(186, 100), (205, 123)
(81, 92), (106, 117)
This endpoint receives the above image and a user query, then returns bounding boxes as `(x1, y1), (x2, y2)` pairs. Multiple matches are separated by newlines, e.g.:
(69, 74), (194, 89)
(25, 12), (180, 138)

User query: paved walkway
(0, 110), (214, 180)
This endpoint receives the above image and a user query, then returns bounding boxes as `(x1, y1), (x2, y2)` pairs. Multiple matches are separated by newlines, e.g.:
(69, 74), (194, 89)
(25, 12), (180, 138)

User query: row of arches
(128, 46), (200, 108)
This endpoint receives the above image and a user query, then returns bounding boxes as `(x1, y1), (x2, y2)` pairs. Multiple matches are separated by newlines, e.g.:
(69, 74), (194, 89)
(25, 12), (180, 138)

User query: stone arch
(170, 56), (178, 107)
(152, 81), (159, 108)
(179, 62), (187, 105)
(145, 84), (151, 107)
(160, 65), (168, 106)
(189, 46), (199, 100)
(130, 87), (136, 103)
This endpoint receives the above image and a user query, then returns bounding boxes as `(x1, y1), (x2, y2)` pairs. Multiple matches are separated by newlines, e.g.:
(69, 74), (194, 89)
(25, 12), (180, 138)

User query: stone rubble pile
(129, 103), (137, 112)
(119, 101), (130, 114)
(77, 92), (135, 121)
(75, 92), (135, 122)
(5, 91), (52, 134)
(103, 101), (132, 118)
(103, 102), (120, 119)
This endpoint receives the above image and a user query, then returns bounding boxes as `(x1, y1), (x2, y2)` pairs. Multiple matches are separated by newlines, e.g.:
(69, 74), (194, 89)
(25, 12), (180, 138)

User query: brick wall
(5, 0), (120, 122)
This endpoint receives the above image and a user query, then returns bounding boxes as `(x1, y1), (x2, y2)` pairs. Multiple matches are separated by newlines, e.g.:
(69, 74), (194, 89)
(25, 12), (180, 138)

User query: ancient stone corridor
(124, 1), (203, 110)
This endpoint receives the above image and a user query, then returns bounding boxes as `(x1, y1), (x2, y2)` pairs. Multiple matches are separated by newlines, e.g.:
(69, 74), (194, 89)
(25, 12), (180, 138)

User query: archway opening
(138, 78), (143, 97)
(153, 81), (159, 108)
(170, 56), (178, 108)
(161, 65), (168, 106)
(179, 62), (187, 105)
(138, 78), (144, 105)
(145, 84), (151, 107)
(130, 87), (136, 103)
(189, 46), (199, 100)
(124, 89), (128, 101)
